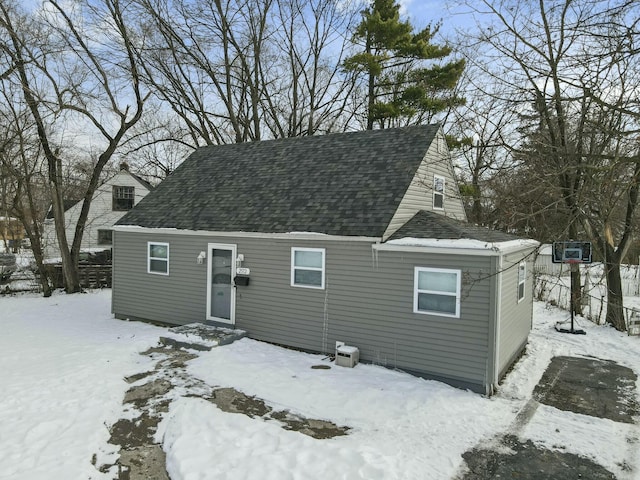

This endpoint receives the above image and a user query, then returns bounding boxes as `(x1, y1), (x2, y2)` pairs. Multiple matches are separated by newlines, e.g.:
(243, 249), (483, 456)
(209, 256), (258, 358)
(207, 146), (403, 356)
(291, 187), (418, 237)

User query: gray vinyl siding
(496, 249), (536, 379)
(112, 231), (208, 325)
(384, 132), (467, 240)
(113, 230), (497, 392)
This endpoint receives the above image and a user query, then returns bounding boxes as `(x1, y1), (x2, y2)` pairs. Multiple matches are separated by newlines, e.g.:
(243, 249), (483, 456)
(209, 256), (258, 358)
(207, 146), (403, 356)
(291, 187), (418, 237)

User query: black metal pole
(570, 290), (575, 331)
(556, 261), (586, 335)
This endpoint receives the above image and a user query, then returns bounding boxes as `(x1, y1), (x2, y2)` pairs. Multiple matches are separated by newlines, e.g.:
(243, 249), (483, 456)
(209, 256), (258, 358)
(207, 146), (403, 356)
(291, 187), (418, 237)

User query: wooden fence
(48, 265), (112, 289)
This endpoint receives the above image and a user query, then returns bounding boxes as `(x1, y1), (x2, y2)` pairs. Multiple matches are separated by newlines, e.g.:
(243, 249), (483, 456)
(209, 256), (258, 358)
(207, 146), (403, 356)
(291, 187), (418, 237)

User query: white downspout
(493, 254), (504, 392)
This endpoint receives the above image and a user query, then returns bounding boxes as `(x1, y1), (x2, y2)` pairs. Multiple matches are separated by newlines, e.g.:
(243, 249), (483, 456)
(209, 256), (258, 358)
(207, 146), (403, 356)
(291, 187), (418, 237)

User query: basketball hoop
(551, 240), (592, 336)
(552, 241), (592, 264)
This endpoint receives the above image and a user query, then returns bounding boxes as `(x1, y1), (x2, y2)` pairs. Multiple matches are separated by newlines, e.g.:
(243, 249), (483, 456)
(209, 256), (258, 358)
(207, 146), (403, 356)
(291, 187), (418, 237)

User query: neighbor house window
(414, 267), (461, 317)
(433, 175), (445, 210)
(148, 242), (169, 275)
(97, 229), (112, 245)
(291, 247), (325, 289)
(518, 262), (526, 302)
(113, 186), (135, 211)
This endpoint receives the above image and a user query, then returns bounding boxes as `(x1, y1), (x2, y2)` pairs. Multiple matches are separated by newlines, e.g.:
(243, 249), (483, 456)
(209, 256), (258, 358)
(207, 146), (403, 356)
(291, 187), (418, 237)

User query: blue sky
(401, 0), (479, 39)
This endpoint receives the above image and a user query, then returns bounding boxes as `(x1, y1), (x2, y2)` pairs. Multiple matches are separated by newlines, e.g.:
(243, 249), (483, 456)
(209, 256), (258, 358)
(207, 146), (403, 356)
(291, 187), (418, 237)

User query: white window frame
(113, 185), (135, 211)
(413, 267), (461, 318)
(433, 175), (445, 210)
(291, 247), (325, 289)
(148, 241), (169, 275)
(518, 261), (526, 302)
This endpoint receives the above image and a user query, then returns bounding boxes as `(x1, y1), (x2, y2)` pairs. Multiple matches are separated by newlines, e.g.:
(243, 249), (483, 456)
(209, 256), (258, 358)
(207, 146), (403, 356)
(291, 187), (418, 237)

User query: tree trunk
(567, 221), (583, 316)
(50, 187), (80, 293)
(570, 265), (582, 316)
(471, 175), (482, 224)
(28, 233), (52, 297)
(604, 252), (626, 331)
(366, 35), (375, 131)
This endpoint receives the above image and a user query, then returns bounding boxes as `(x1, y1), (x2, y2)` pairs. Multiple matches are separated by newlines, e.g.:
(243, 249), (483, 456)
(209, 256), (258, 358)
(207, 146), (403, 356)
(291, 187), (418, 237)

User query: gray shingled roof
(117, 125), (440, 237)
(130, 172), (154, 191)
(45, 199), (81, 220)
(388, 210), (521, 242)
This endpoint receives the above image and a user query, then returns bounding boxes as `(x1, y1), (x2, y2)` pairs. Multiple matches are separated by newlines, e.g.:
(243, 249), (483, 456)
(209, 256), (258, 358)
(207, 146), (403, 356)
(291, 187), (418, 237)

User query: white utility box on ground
(335, 342), (359, 368)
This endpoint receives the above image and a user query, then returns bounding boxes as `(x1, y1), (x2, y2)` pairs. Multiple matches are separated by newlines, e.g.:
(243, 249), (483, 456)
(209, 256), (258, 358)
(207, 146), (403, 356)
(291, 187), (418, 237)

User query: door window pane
(210, 248), (232, 319)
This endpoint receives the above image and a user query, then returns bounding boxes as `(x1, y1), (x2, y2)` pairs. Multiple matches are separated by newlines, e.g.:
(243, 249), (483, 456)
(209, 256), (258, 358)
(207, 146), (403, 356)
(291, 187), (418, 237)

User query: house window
(97, 229), (112, 245)
(148, 242), (169, 275)
(433, 175), (445, 210)
(414, 267), (461, 317)
(291, 247), (325, 289)
(113, 186), (135, 211)
(518, 262), (526, 302)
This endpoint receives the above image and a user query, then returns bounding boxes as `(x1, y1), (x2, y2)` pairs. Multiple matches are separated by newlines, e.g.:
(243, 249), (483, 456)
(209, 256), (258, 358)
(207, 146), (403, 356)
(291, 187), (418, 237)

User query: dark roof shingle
(117, 125), (440, 237)
(388, 210), (521, 243)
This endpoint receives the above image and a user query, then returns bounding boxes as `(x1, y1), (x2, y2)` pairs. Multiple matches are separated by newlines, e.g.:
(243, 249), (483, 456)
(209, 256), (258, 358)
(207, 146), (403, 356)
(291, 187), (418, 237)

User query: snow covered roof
(382, 237), (539, 253)
(388, 210), (521, 243)
(378, 211), (538, 254)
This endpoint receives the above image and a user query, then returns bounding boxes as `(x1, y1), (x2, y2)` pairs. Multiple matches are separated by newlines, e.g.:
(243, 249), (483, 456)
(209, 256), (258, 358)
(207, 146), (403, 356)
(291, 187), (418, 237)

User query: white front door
(206, 243), (236, 325)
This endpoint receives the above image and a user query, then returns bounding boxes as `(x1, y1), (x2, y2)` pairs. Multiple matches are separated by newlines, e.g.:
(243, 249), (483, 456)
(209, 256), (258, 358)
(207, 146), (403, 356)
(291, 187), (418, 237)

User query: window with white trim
(148, 242), (169, 275)
(414, 267), (461, 317)
(113, 186), (135, 211)
(433, 175), (445, 209)
(518, 261), (526, 302)
(291, 247), (325, 289)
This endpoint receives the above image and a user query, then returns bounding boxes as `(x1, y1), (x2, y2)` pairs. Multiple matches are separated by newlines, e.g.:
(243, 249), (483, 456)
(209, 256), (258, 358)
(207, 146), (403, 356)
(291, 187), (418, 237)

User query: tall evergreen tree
(344, 0), (465, 129)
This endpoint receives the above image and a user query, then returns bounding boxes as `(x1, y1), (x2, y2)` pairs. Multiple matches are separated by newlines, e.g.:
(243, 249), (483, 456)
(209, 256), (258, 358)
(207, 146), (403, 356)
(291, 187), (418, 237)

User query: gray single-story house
(112, 125), (537, 395)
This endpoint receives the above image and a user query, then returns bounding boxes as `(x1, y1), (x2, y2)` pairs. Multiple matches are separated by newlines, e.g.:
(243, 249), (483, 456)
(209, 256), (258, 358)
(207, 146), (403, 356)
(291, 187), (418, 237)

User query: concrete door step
(159, 323), (247, 351)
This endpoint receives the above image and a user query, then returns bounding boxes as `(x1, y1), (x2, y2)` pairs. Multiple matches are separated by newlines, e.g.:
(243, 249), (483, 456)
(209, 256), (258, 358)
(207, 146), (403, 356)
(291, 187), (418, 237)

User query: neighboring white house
(533, 244), (567, 275)
(43, 164), (152, 259)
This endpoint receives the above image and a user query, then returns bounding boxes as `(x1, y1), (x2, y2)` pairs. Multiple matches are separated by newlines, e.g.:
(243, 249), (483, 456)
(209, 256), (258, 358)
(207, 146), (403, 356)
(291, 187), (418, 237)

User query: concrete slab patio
(533, 356), (637, 424)
(458, 356), (638, 480)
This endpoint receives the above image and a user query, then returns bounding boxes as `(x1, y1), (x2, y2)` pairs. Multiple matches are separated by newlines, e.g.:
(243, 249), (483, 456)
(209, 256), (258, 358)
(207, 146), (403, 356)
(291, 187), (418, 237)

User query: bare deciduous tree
(0, 0), (148, 293)
(132, 0), (359, 146)
(462, 0), (640, 330)
(0, 83), (53, 295)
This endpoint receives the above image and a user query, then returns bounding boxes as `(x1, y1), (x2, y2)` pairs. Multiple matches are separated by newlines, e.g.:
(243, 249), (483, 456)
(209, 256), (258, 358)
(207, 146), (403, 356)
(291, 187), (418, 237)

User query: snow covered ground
(0, 290), (638, 480)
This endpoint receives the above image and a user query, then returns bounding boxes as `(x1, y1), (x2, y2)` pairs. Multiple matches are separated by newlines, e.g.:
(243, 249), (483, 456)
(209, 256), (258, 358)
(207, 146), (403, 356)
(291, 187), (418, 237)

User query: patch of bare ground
(94, 340), (350, 479)
(205, 386), (350, 439)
